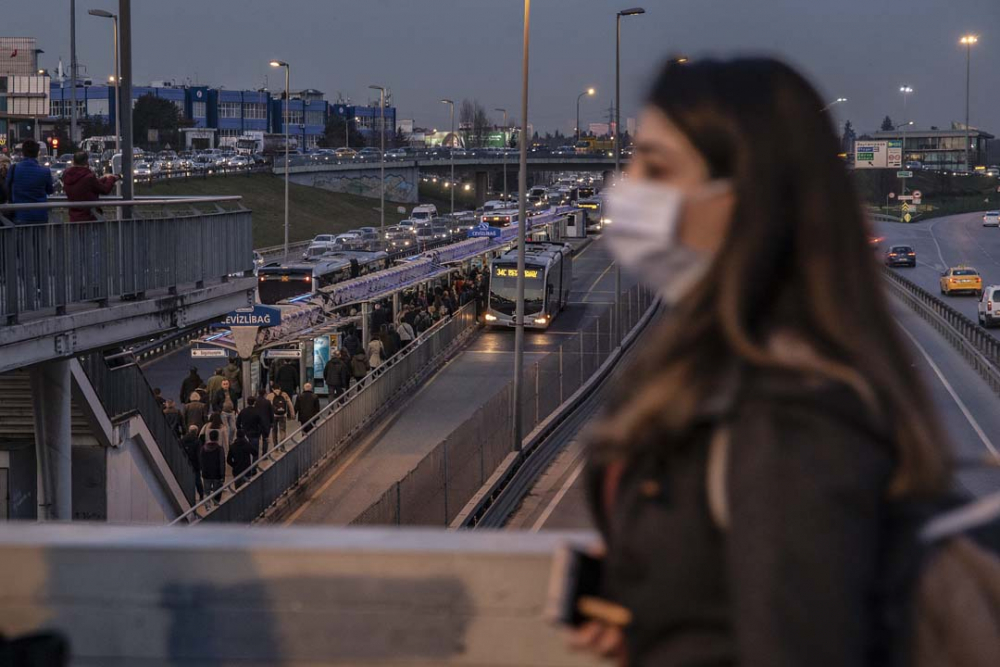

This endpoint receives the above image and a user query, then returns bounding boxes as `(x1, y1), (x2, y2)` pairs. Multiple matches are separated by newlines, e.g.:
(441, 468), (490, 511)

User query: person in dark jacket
(62, 151), (118, 222)
(5, 140), (53, 223)
(275, 361), (300, 399)
(179, 368), (203, 405)
(294, 383), (321, 434)
(255, 389), (274, 454)
(162, 399), (183, 438)
(198, 431), (226, 503)
(0, 155), (10, 205)
(227, 429), (255, 490)
(370, 302), (389, 333)
(236, 396), (264, 458)
(180, 425), (204, 500)
(570, 57), (951, 666)
(212, 379), (239, 446)
(323, 350), (350, 399)
(379, 325), (399, 360)
(342, 329), (362, 357)
(221, 359), (243, 399)
(183, 392), (208, 432)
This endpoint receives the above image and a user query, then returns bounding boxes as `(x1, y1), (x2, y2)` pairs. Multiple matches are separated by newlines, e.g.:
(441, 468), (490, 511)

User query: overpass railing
(174, 302), (479, 524)
(0, 197), (253, 324)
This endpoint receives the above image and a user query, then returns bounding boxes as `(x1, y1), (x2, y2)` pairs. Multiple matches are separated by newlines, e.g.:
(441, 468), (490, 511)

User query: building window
(192, 101), (206, 118)
(243, 102), (266, 120)
(305, 110), (324, 126)
(283, 109), (304, 125)
(219, 101), (241, 119)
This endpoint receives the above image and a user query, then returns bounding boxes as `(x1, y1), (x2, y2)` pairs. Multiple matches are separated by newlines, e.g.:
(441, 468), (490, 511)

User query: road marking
(927, 218), (950, 270)
(582, 263), (614, 303)
(532, 459), (587, 532)
(897, 324), (999, 457)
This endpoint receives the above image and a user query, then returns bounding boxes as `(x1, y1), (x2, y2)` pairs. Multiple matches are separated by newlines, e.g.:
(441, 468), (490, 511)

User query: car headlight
(485, 313), (497, 321)
(534, 317), (548, 324)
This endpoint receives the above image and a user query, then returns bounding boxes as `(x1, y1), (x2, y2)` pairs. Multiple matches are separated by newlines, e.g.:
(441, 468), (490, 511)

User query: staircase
(0, 370), (95, 444)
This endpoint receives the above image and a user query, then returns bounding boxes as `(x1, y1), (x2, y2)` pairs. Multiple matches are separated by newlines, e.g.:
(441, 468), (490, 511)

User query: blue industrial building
(330, 102), (396, 144)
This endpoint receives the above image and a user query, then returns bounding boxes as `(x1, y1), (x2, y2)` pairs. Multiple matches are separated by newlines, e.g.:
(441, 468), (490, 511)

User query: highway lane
(284, 235), (635, 525)
(523, 291), (1000, 531)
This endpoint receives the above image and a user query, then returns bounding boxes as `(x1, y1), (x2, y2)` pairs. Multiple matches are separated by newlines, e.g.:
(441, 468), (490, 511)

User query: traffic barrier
(174, 303), (479, 524)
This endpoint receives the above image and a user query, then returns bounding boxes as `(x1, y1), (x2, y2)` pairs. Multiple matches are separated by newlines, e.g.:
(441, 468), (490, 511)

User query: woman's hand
(567, 620), (626, 664)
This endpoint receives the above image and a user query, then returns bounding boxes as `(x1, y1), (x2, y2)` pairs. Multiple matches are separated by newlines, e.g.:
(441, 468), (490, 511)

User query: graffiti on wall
(300, 169), (419, 203)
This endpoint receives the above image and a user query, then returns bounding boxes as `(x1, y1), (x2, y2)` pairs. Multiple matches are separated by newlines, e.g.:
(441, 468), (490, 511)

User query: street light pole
(495, 107), (508, 203)
(118, 0), (133, 206)
(270, 60), (290, 258)
(960, 35), (978, 172)
(87, 9), (120, 157)
(512, 0), (531, 453)
(819, 97), (847, 113)
(899, 86), (912, 197)
(576, 87), (595, 143)
(440, 98), (455, 214)
(70, 0), (79, 147)
(370, 85), (386, 236)
(614, 7), (645, 348)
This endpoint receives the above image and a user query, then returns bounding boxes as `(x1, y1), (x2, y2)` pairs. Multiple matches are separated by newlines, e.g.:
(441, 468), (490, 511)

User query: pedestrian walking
(221, 358), (243, 399)
(205, 367), (226, 399)
(255, 388), (274, 454)
(267, 383), (294, 444)
(198, 431), (226, 504)
(0, 156), (11, 205)
(227, 429), (255, 490)
(199, 413), (230, 456)
(350, 349), (369, 388)
(162, 399), (183, 438)
(236, 397), (264, 460)
(183, 392), (208, 432)
(379, 325), (398, 361)
(152, 387), (165, 409)
(275, 360), (300, 399)
(323, 349), (350, 400)
(179, 425), (204, 500)
(62, 151), (119, 222)
(367, 336), (384, 369)
(294, 383), (321, 434)
(397, 319), (415, 348)
(212, 379), (239, 444)
(5, 140), (53, 223)
(569, 57), (952, 666)
(179, 367), (202, 405)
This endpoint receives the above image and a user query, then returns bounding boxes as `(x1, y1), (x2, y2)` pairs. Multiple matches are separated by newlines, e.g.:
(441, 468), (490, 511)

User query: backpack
(351, 353), (369, 378)
(706, 429), (1000, 667)
(272, 392), (288, 417)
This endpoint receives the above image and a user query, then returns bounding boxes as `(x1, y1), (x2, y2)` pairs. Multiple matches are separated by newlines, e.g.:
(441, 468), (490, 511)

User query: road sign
(264, 348), (301, 359)
(912, 190), (922, 198)
(897, 170), (913, 178)
(216, 305), (282, 328)
(191, 348), (228, 358)
(854, 140), (902, 169)
(898, 195), (914, 201)
(467, 222), (502, 239)
(901, 203), (910, 212)
(903, 213), (912, 223)
(888, 192), (896, 199)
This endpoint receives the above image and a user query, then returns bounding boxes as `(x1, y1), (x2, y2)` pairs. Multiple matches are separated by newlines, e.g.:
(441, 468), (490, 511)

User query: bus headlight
(602, 218), (612, 225)
(534, 317), (548, 324)
(485, 313), (497, 321)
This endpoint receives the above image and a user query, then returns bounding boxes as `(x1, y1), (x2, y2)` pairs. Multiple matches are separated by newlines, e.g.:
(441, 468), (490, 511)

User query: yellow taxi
(939, 265), (984, 296)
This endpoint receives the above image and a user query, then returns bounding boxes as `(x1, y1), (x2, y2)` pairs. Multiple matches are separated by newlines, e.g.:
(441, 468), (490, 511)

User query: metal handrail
(0, 195), (243, 214)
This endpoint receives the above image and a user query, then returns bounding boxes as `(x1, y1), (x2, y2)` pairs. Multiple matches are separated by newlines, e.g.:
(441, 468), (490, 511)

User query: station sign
(467, 222), (503, 239)
(264, 348), (302, 359)
(854, 140), (902, 169)
(216, 305), (282, 328)
(191, 348), (229, 358)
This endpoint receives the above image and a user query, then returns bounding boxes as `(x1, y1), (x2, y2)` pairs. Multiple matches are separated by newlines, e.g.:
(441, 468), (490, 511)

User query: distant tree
(841, 120), (856, 153)
(880, 115), (895, 132)
(391, 126), (410, 149)
(320, 114), (365, 149)
(133, 94), (181, 150)
(459, 99), (491, 148)
(81, 116), (113, 140)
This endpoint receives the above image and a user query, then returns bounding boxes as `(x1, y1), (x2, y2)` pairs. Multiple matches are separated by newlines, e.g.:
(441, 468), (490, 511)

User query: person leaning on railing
(572, 57), (952, 666)
(63, 151), (120, 222)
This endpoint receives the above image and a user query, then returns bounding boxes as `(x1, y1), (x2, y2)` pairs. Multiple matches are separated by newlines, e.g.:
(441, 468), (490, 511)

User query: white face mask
(605, 178), (731, 304)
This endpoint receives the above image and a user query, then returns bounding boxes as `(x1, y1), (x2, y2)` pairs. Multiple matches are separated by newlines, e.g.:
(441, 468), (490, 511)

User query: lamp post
(495, 107), (508, 202)
(899, 86), (913, 194)
(270, 60), (290, 258)
(512, 0), (531, 453)
(369, 85), (386, 235)
(88, 9), (120, 158)
(820, 97), (847, 113)
(960, 35), (978, 172)
(440, 98), (455, 214)
(576, 87), (595, 143)
(614, 7), (645, 349)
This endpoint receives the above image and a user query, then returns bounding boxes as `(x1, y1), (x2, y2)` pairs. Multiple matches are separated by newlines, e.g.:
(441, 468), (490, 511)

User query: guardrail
(0, 197), (253, 324)
(78, 352), (198, 505)
(881, 267), (1000, 396)
(174, 302), (479, 525)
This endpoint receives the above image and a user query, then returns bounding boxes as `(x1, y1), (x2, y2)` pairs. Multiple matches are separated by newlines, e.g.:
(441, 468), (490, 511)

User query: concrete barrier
(0, 524), (602, 666)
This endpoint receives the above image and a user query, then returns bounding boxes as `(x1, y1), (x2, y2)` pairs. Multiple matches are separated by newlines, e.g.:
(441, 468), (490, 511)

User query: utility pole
(70, 0), (78, 147)
(118, 0), (133, 206)
(495, 107), (508, 203)
(512, 0), (530, 453)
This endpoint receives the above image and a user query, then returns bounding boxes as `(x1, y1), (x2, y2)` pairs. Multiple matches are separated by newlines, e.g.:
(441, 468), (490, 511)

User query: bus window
(489, 265), (544, 315)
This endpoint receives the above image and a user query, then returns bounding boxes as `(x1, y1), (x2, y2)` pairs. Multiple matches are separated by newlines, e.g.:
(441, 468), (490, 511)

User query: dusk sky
(7, 1), (1000, 137)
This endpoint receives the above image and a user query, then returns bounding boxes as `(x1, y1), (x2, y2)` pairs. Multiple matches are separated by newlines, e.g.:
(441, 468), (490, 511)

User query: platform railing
(0, 197), (252, 324)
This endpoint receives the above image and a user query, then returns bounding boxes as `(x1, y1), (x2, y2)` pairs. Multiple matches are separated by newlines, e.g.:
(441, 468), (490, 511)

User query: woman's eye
(644, 163), (671, 180)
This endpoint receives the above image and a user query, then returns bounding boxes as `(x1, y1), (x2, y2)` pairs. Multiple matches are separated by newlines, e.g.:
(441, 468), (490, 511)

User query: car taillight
(989, 301), (993, 310)
(908, 252), (915, 256)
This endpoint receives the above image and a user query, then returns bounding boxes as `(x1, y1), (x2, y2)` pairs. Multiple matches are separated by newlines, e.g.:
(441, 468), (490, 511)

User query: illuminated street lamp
(440, 98), (455, 214)
(576, 87), (595, 143)
(495, 107), (508, 202)
(89, 9), (120, 157)
(960, 35), (978, 171)
(369, 85), (386, 235)
(270, 60), (290, 258)
(820, 97), (847, 113)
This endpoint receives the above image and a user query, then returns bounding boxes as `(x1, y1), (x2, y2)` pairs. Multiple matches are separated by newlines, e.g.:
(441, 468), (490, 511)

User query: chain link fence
(352, 283), (656, 526)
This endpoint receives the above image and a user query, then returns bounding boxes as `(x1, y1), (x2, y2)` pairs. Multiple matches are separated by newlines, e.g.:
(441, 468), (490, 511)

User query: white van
(410, 204), (438, 222)
(983, 211), (1000, 227)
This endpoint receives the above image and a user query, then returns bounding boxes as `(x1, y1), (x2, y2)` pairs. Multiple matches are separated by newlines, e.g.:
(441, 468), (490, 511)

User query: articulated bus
(256, 251), (390, 305)
(481, 209), (521, 227)
(484, 242), (573, 329)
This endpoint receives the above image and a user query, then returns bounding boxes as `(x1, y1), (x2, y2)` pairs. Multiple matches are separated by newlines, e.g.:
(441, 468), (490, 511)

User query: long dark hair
(596, 57), (949, 496)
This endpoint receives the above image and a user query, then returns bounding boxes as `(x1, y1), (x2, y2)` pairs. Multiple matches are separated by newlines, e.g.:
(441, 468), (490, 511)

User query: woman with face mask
(573, 58), (950, 666)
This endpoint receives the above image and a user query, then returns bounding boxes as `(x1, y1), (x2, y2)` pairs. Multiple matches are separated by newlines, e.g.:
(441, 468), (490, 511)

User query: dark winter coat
(180, 432), (202, 473)
(255, 396), (274, 431)
(180, 372), (203, 405)
(212, 387), (239, 414)
(163, 406), (184, 438)
(183, 400), (208, 431)
(294, 390), (321, 426)
(236, 405), (264, 439)
(275, 363), (300, 397)
(198, 441), (226, 480)
(343, 333), (362, 357)
(350, 352), (369, 379)
(588, 368), (896, 667)
(324, 357), (350, 391)
(227, 436), (255, 478)
(62, 165), (116, 222)
(221, 362), (242, 396)
(5, 158), (53, 223)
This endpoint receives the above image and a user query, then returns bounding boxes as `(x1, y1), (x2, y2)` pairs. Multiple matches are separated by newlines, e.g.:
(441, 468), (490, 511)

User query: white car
(978, 285), (1000, 327)
(983, 211), (1000, 227)
(312, 234), (336, 244)
(302, 241), (339, 260)
(134, 161), (154, 176)
(227, 155), (251, 168)
(410, 204), (438, 222)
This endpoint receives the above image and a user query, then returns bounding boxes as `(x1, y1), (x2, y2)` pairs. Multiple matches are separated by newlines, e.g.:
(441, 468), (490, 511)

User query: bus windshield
(489, 264), (544, 315)
(257, 273), (313, 304)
